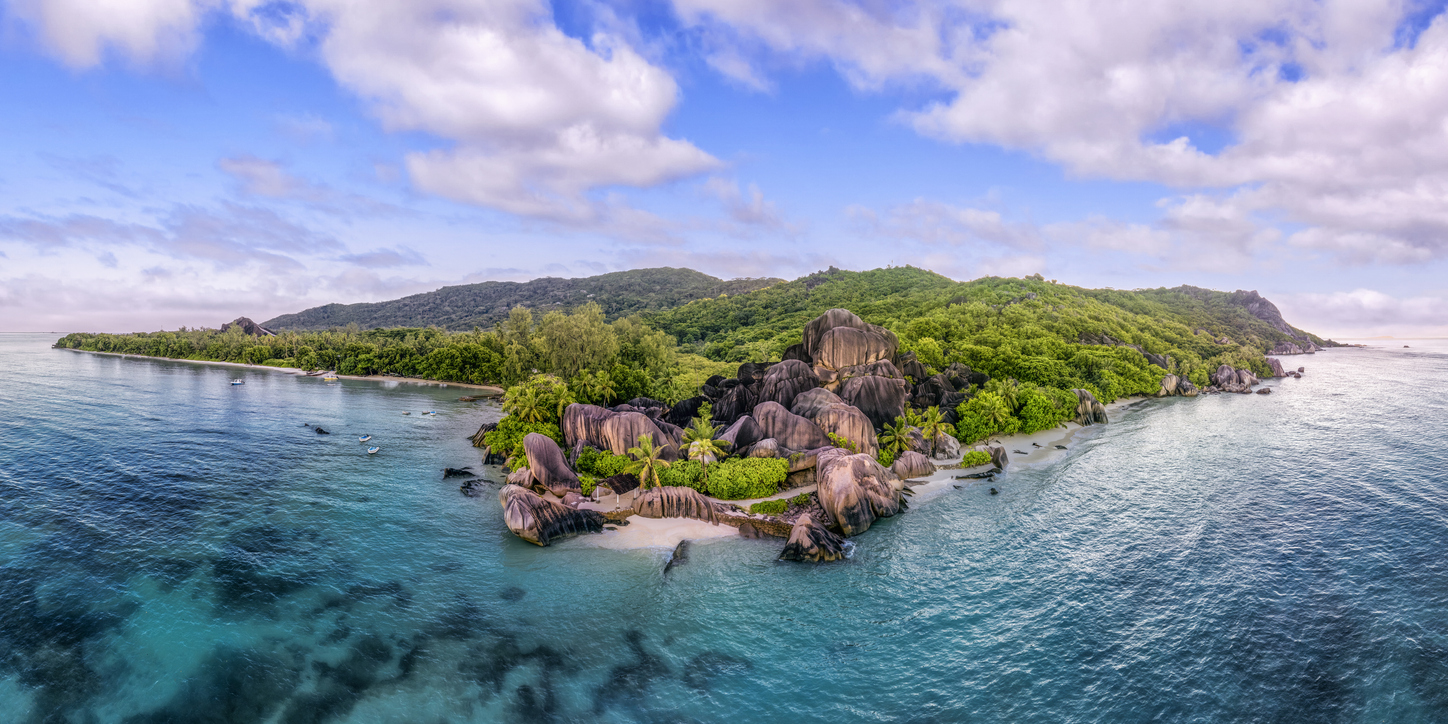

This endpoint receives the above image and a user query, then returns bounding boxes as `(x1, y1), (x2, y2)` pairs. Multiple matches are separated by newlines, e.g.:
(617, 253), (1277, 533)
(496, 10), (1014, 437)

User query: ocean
(2, 333), (1446, 723)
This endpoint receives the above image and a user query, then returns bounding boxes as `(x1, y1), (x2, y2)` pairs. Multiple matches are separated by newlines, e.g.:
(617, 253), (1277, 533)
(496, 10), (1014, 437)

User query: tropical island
(55, 266), (1334, 561)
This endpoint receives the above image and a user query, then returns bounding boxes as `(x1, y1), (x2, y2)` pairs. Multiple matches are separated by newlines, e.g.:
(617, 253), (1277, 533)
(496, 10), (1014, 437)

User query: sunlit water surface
(2, 335), (1447, 723)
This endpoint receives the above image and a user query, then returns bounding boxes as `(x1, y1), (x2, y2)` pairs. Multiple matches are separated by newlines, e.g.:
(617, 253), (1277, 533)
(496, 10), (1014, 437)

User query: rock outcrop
(1071, 389), (1108, 425)
(815, 448), (906, 536)
(778, 514), (850, 562)
(718, 415), (766, 452)
(757, 359), (820, 411)
(1156, 374), (1201, 398)
(563, 404), (680, 461)
(890, 450), (935, 480)
(221, 317), (275, 336)
(839, 375), (909, 429)
(811, 402), (878, 456)
(931, 433), (961, 460)
(1266, 358), (1287, 378)
(753, 401), (831, 451)
(499, 485), (604, 546)
(632, 487), (720, 524)
(790, 387), (845, 420)
(1209, 365), (1259, 393)
(522, 433), (582, 496)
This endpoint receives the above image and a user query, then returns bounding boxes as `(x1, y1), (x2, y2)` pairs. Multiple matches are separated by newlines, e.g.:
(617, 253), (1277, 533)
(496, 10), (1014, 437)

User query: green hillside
(261, 267), (783, 331)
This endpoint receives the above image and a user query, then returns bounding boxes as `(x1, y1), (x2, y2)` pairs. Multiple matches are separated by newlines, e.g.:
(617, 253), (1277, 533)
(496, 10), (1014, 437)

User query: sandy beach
(63, 348), (504, 394)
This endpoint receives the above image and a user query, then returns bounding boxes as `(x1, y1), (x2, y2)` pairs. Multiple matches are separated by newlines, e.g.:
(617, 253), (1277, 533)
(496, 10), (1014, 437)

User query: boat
(230, 379), (244, 385)
(402, 412), (411, 416)
(322, 375), (338, 381)
(367, 447), (380, 454)
(359, 435), (372, 442)
(426, 411), (437, 416)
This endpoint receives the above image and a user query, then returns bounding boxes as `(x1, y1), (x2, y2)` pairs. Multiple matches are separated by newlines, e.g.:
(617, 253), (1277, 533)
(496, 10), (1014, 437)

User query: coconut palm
(980, 392), (1013, 429)
(682, 418), (726, 462)
(626, 434), (672, 490)
(916, 406), (951, 443)
(591, 370), (617, 406)
(985, 378), (1020, 412)
(877, 417), (912, 458)
(503, 385), (544, 423)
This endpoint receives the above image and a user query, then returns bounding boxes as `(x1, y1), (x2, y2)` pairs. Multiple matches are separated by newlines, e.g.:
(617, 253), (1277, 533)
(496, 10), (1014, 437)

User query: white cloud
(704, 177), (794, 232)
(6, 0), (205, 68)
(849, 198), (1040, 249)
(1276, 289), (1448, 337)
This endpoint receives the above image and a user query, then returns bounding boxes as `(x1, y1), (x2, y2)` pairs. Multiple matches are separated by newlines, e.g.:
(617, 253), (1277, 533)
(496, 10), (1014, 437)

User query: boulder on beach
(987, 443), (1009, 469)
(632, 486), (721, 524)
(1070, 389), (1108, 425)
(890, 450), (935, 480)
(931, 432), (961, 460)
(758, 359), (820, 411)
(523, 433), (582, 496)
(778, 514), (849, 562)
(499, 484), (605, 546)
(1158, 374), (1180, 397)
(562, 404), (679, 461)
(811, 402), (878, 456)
(753, 401), (831, 451)
(815, 448), (906, 536)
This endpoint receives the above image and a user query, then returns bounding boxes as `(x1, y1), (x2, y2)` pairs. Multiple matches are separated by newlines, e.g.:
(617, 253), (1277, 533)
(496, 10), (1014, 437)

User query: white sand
(575, 515), (740, 551)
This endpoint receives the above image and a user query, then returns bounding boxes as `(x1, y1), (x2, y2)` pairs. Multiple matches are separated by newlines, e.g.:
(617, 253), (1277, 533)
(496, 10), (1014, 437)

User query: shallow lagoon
(3, 334), (1447, 722)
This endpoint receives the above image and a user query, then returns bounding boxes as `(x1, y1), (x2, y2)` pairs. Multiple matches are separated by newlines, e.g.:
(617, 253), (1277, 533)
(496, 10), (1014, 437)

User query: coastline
(568, 394), (1153, 552)
(60, 348), (505, 394)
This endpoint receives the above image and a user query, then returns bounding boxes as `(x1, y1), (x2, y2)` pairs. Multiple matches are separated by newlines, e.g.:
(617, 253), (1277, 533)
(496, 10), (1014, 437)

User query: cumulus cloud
(5, 0), (205, 68)
(849, 199), (1041, 250)
(675, 0), (1448, 265)
(703, 177), (796, 233)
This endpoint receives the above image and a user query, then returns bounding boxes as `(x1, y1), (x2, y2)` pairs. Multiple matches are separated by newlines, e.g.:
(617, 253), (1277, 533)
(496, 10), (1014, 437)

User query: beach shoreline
(60, 348), (505, 394)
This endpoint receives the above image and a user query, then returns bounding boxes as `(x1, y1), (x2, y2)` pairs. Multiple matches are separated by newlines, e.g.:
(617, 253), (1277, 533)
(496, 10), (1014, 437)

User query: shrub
(657, 459), (706, 492)
(749, 499), (787, 515)
(483, 416), (563, 461)
(826, 432), (858, 453)
(876, 448), (896, 468)
(576, 447), (630, 478)
(960, 450), (992, 467)
(790, 493), (810, 506)
(579, 474), (597, 496)
(706, 458), (789, 500)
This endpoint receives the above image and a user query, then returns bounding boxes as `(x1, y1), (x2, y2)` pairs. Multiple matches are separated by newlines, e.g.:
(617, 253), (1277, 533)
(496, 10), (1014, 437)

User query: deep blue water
(2, 335), (1447, 723)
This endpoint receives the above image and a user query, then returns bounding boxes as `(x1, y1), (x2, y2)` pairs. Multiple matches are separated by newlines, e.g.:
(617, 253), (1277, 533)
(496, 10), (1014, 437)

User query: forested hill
(262, 268), (783, 331)
(647, 266), (1330, 386)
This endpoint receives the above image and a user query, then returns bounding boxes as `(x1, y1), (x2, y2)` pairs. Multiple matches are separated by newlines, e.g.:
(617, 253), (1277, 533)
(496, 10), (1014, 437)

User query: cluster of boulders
(1155, 374), (1200, 398)
(1205, 364), (1261, 394)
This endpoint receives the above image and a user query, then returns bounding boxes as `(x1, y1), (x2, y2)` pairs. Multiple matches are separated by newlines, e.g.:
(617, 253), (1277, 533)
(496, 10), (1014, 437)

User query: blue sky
(2, 0), (1447, 337)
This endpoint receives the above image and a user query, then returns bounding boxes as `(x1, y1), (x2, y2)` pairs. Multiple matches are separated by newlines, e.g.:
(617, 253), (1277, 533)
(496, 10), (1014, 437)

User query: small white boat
(367, 446), (380, 454)
(402, 412), (411, 415)
(230, 379), (244, 385)
(359, 435), (372, 442)
(426, 411), (437, 416)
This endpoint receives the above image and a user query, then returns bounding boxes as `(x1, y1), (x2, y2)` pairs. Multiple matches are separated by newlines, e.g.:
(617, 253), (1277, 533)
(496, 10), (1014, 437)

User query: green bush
(576, 447), (630, 478)
(579, 474), (597, 496)
(749, 499), (787, 515)
(960, 450), (992, 467)
(657, 459), (706, 492)
(826, 432), (858, 453)
(791, 493), (810, 506)
(876, 448), (896, 468)
(954, 392), (1019, 445)
(706, 458), (789, 500)
(483, 416), (563, 461)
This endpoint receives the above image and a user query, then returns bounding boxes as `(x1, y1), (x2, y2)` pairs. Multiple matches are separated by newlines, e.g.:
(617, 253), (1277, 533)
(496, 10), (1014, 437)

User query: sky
(2, 1), (1447, 338)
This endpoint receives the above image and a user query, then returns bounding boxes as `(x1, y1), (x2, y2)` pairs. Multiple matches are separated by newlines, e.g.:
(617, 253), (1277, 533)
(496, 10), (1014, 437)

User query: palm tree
(877, 417), (912, 458)
(981, 392), (1013, 429)
(682, 418), (729, 488)
(626, 434), (672, 490)
(916, 406), (951, 443)
(986, 378), (1020, 412)
(504, 385), (544, 423)
(592, 370), (617, 406)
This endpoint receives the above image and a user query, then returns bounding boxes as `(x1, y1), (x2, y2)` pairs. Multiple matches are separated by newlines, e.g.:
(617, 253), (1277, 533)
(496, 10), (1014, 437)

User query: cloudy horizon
(3, 0), (1447, 338)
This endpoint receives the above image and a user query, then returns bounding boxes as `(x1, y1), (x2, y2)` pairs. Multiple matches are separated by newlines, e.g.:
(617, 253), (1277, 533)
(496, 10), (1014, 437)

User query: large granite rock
(912, 373), (956, 409)
(815, 448), (906, 536)
(499, 484), (604, 546)
(807, 315), (898, 371)
(890, 450), (935, 480)
(523, 433), (582, 496)
(562, 404), (680, 461)
(803, 308), (871, 359)
(988, 443), (1009, 469)
(897, 352), (930, 383)
(840, 375), (909, 429)
(931, 432), (961, 460)
(633, 487), (720, 524)
(758, 360), (820, 411)
(811, 402), (878, 456)
(753, 401), (831, 451)
(778, 514), (849, 562)
(713, 383), (759, 426)
(1210, 364), (1259, 393)
(664, 396), (709, 428)
(1266, 358), (1287, 378)
(718, 415), (766, 452)
(790, 387), (845, 420)
(781, 343), (810, 363)
(944, 362), (989, 390)
(1070, 389), (1108, 426)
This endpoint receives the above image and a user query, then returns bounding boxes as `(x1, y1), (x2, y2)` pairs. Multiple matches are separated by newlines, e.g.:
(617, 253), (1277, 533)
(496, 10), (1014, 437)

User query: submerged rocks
(815, 448), (906, 537)
(632, 487), (721, 525)
(779, 514), (849, 562)
(753, 401), (831, 451)
(523, 433), (582, 496)
(890, 450), (935, 480)
(499, 485), (604, 546)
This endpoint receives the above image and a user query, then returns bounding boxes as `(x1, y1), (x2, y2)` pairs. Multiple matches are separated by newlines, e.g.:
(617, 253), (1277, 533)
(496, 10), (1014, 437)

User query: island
(54, 266), (1335, 561)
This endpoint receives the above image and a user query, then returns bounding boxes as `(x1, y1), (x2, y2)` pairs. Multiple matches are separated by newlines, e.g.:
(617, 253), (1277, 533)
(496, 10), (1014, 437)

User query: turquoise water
(2, 334), (1447, 723)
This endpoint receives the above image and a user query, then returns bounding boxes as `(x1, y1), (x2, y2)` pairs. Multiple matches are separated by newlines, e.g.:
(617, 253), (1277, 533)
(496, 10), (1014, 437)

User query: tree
(536, 303), (619, 380)
(503, 374), (574, 425)
(681, 418), (728, 488)
(916, 406), (951, 443)
(626, 434), (672, 490)
(502, 385), (544, 423)
(877, 417), (911, 458)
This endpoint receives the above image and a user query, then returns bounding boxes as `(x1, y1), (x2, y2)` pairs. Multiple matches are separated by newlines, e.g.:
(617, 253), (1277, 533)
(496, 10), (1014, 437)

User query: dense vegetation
(58, 266), (1326, 483)
(261, 267), (782, 331)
